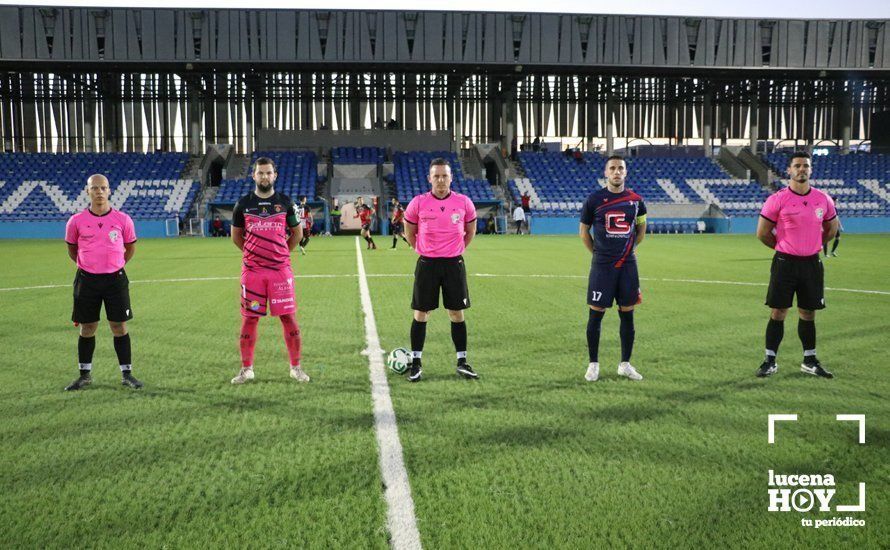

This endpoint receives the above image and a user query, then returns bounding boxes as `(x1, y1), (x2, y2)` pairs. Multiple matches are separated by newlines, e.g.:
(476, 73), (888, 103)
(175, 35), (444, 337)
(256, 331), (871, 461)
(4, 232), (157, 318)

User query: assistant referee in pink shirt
(64, 174), (142, 390)
(403, 158), (478, 382)
(756, 152), (839, 379)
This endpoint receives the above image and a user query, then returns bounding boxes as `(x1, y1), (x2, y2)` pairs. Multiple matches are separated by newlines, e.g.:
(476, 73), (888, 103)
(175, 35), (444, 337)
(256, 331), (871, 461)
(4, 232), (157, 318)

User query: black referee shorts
(411, 256), (470, 312)
(765, 252), (825, 310)
(72, 269), (133, 324)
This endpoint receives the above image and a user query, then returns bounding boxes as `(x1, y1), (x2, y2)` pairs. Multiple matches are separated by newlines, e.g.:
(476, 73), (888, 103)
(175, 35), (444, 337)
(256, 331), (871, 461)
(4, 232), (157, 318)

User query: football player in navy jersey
(579, 155), (647, 382)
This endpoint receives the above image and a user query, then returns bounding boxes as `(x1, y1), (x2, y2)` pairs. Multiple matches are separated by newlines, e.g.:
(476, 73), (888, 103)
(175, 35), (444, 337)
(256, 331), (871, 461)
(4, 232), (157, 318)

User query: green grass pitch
(0, 234), (887, 548)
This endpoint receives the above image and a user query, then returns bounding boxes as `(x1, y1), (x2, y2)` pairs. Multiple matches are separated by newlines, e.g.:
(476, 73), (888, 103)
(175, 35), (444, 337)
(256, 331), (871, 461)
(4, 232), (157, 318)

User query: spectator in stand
(521, 193), (531, 217)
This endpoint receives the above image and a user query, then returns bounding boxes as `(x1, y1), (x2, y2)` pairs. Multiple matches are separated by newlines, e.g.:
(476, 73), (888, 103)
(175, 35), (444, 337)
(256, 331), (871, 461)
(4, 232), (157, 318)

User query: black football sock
(392, 236), (398, 247)
(113, 334), (132, 371)
(831, 236), (840, 254)
(765, 318), (784, 364)
(410, 320), (427, 364)
(798, 319), (817, 363)
(587, 309), (605, 363)
(618, 309), (635, 362)
(823, 242), (828, 255)
(451, 321), (467, 362)
(78, 335), (95, 370)
(402, 236), (409, 244)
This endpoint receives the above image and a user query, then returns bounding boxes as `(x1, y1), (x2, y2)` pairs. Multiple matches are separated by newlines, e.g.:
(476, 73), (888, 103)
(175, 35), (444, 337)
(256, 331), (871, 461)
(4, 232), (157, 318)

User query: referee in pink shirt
(64, 174), (142, 390)
(403, 158), (478, 382)
(756, 152), (839, 379)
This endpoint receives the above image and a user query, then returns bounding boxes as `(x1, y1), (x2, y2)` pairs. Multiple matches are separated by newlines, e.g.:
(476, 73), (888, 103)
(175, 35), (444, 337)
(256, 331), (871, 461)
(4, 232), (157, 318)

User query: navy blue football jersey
(580, 188), (647, 267)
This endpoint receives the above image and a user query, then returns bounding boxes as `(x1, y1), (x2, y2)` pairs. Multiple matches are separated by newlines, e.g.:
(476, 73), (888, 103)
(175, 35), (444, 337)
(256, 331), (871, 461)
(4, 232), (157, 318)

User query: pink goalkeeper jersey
(760, 186), (837, 257)
(404, 191), (476, 258)
(65, 208), (137, 274)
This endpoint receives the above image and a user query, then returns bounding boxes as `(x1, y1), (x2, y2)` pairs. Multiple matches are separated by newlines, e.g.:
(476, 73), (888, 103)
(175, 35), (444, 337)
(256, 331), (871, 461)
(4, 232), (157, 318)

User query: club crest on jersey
(451, 213), (461, 224)
(605, 211), (632, 235)
(108, 230), (119, 242)
(815, 208), (824, 219)
(274, 204), (282, 212)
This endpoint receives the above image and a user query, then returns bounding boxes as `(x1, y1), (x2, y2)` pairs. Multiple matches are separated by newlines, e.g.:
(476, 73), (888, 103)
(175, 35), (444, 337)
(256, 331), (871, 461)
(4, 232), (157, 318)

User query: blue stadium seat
(217, 151), (318, 203)
(0, 152), (195, 221)
(393, 151), (495, 203)
(331, 146), (385, 165)
(762, 151), (890, 217)
(510, 151), (771, 217)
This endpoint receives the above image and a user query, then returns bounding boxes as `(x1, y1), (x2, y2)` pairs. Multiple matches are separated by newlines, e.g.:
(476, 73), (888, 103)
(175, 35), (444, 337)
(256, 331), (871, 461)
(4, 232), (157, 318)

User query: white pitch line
(1, 273), (888, 296)
(646, 276), (890, 296)
(473, 273), (890, 296)
(354, 237), (422, 550)
(0, 273), (357, 292)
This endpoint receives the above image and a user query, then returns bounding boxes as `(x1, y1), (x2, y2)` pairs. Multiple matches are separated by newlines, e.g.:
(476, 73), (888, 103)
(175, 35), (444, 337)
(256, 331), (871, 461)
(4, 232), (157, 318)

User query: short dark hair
(606, 155), (625, 163)
(789, 151), (811, 164)
(254, 157), (276, 172)
(429, 157), (451, 171)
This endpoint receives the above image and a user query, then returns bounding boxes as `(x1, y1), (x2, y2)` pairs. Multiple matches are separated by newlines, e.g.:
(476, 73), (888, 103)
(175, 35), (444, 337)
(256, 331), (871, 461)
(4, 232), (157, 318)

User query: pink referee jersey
(760, 187), (837, 257)
(404, 191), (476, 258)
(65, 208), (137, 274)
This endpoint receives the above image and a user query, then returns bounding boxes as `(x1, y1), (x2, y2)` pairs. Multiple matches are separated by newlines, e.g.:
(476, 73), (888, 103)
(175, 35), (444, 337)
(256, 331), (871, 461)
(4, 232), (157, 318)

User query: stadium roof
(6, 0), (890, 20)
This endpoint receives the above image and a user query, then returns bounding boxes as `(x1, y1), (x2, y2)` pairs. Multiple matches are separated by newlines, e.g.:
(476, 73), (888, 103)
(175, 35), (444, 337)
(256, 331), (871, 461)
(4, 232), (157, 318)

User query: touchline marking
(1, 273), (887, 296)
(354, 237), (422, 550)
(472, 274), (890, 295)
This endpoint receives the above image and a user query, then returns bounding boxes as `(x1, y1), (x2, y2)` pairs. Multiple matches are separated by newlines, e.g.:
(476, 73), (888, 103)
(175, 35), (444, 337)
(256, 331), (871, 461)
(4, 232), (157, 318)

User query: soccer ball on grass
(387, 347), (411, 374)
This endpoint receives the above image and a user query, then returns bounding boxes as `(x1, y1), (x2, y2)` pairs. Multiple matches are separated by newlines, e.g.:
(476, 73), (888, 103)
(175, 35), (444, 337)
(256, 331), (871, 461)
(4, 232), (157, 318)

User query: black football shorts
(765, 252), (825, 310)
(72, 269), (133, 323)
(411, 256), (470, 311)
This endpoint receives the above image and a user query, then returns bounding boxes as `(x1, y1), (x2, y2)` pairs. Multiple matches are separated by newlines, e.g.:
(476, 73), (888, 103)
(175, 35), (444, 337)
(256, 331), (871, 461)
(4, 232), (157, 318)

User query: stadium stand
(508, 151), (769, 217)
(0, 152), (196, 221)
(391, 151), (496, 203)
(332, 146), (385, 164)
(764, 152), (890, 216)
(216, 151), (319, 203)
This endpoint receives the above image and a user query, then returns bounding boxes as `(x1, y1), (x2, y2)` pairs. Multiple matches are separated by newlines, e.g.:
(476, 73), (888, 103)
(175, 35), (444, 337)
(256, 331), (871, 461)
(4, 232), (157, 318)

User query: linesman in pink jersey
(403, 158), (479, 382)
(64, 174), (142, 390)
(230, 157), (309, 384)
(756, 151), (839, 379)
